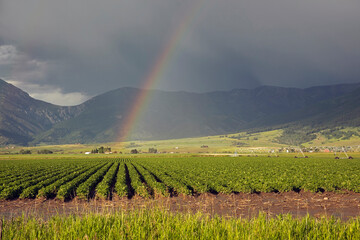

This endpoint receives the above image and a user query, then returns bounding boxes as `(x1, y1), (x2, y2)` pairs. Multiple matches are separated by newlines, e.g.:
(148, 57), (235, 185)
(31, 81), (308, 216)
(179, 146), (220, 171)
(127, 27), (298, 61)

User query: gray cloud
(0, 45), (48, 81)
(0, 45), (89, 105)
(7, 79), (89, 106)
(0, 0), (359, 105)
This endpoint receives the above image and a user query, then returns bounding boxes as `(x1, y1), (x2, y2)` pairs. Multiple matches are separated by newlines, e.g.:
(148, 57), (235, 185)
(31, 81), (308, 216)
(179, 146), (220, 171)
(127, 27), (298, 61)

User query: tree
(98, 146), (105, 153)
(19, 149), (31, 154)
(37, 149), (53, 154)
(148, 148), (157, 153)
(130, 149), (138, 154)
(91, 146), (111, 154)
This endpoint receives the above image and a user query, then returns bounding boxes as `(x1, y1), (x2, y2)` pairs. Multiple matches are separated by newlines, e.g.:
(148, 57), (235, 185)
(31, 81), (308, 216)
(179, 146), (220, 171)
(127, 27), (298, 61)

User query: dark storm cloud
(0, 0), (359, 105)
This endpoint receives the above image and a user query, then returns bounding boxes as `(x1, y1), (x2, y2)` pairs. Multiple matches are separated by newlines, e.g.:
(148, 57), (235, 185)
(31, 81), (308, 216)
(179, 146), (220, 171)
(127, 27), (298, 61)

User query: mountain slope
(287, 86), (360, 128)
(1, 78), (359, 145)
(257, 85), (360, 128)
(0, 79), (82, 145)
(32, 83), (360, 145)
(256, 86), (360, 145)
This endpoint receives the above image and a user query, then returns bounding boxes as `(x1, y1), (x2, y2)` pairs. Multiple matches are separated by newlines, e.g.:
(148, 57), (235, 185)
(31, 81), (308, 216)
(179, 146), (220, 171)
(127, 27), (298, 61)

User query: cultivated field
(1, 155), (360, 200)
(2, 154), (360, 239)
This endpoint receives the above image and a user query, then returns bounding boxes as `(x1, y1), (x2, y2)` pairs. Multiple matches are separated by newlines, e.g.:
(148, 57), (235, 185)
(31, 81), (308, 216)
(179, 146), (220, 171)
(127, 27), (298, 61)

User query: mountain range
(0, 78), (359, 146)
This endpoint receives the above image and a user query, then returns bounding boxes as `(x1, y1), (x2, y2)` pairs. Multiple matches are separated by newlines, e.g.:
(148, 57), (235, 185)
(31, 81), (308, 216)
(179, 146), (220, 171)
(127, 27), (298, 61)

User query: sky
(0, 0), (359, 106)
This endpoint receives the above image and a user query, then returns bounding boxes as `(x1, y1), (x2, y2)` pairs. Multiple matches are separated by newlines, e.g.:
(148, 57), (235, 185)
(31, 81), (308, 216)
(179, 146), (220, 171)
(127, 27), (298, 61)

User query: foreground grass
(2, 210), (360, 239)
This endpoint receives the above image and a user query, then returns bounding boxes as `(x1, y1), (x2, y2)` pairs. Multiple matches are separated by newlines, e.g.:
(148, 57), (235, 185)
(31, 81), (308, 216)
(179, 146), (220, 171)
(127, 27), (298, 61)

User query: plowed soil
(1, 191), (360, 220)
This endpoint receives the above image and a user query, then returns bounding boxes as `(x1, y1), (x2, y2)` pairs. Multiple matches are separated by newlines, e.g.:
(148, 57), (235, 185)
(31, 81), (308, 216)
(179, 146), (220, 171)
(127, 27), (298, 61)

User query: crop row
(0, 164), (64, 193)
(0, 167), (70, 199)
(1, 156), (360, 200)
(135, 157), (360, 194)
(56, 162), (110, 200)
(76, 162), (114, 199)
(95, 162), (119, 199)
(114, 163), (128, 197)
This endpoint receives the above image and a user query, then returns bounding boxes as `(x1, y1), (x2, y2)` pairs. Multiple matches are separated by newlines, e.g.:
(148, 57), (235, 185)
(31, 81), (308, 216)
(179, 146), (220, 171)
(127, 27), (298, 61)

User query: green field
(0, 129), (286, 155)
(2, 154), (360, 239)
(1, 154), (360, 201)
(1, 127), (359, 155)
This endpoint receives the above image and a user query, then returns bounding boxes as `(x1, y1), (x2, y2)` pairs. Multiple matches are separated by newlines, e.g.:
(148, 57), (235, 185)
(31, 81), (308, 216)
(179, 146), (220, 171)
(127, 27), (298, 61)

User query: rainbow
(117, 0), (204, 146)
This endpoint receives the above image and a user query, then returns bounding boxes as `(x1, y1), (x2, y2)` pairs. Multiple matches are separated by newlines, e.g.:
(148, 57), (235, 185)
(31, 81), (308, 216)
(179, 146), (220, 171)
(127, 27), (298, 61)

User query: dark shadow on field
(88, 185), (98, 200)
(88, 179), (105, 201)
(132, 164), (154, 197)
(162, 171), (194, 196)
(192, 188), (218, 197)
(208, 187), (219, 195)
(139, 165), (176, 197)
(124, 164), (135, 199)
(73, 164), (114, 202)
(292, 186), (301, 193)
(108, 163), (120, 200)
(64, 193), (74, 202)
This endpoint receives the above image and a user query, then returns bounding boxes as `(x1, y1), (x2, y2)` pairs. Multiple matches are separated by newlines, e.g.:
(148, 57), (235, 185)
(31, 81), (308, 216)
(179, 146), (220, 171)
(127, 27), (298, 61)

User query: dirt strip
(1, 191), (360, 220)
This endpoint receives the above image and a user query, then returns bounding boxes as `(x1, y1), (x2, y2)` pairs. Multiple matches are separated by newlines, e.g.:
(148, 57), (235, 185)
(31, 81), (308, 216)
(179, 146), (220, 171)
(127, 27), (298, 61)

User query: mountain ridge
(1, 78), (359, 145)
(0, 79), (84, 144)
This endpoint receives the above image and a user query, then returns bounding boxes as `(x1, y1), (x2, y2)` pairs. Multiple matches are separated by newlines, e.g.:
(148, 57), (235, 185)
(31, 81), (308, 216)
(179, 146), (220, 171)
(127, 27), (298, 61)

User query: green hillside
(2, 127), (359, 155)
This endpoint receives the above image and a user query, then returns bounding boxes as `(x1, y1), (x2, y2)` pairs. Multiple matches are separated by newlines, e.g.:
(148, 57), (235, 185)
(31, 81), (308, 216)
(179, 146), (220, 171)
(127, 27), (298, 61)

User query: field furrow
(77, 162), (114, 200)
(114, 163), (130, 197)
(127, 163), (150, 198)
(95, 162), (119, 199)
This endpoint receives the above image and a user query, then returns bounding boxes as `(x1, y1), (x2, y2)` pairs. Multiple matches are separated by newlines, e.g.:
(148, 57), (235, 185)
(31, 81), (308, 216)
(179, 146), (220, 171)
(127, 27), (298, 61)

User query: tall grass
(2, 210), (360, 239)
